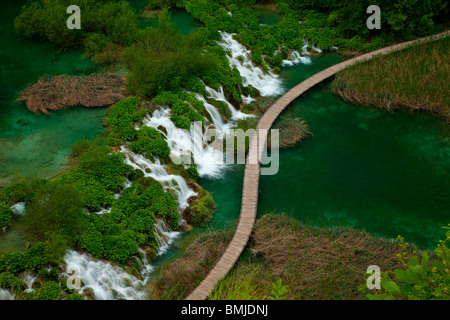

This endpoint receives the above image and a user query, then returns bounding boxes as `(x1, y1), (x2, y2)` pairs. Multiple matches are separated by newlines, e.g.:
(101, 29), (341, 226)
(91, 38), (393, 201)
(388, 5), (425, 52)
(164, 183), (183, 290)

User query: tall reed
(332, 37), (449, 122)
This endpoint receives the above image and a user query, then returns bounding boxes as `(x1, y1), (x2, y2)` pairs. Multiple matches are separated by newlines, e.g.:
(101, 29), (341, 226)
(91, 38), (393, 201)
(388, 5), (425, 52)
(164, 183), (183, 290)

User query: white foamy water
(153, 219), (181, 256)
(10, 202), (26, 215)
(140, 107), (227, 179)
(24, 272), (38, 293)
(64, 250), (146, 300)
(205, 85), (255, 120)
(120, 146), (196, 210)
(62, 219), (184, 300)
(282, 50), (312, 67)
(195, 94), (229, 133)
(0, 289), (14, 300)
(218, 31), (283, 97)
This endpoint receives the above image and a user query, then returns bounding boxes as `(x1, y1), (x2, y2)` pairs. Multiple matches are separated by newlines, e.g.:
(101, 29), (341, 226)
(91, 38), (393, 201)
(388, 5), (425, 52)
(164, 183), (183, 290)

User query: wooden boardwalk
(186, 31), (449, 300)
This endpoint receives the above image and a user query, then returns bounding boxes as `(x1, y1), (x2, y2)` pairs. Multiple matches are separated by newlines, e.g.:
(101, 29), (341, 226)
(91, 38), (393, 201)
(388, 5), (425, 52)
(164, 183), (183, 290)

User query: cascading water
(120, 146), (196, 210)
(135, 248), (155, 278)
(23, 272), (38, 293)
(204, 85), (254, 120)
(60, 220), (183, 300)
(282, 50), (312, 67)
(218, 31), (283, 97)
(140, 107), (227, 179)
(195, 94), (229, 133)
(10, 202), (26, 215)
(0, 289), (14, 300)
(153, 219), (181, 256)
(63, 250), (146, 300)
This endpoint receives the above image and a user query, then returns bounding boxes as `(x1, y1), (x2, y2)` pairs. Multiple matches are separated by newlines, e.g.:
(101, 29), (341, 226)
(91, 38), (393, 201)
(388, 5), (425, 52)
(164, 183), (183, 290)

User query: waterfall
(140, 107), (227, 179)
(134, 248), (155, 278)
(282, 50), (312, 67)
(302, 39), (311, 56)
(241, 94), (256, 104)
(10, 202), (26, 215)
(218, 31), (283, 97)
(64, 250), (146, 300)
(120, 146), (196, 210)
(23, 272), (38, 293)
(0, 289), (14, 300)
(92, 179), (132, 215)
(195, 93), (228, 133)
(302, 39), (322, 54)
(153, 219), (181, 256)
(204, 85), (254, 120)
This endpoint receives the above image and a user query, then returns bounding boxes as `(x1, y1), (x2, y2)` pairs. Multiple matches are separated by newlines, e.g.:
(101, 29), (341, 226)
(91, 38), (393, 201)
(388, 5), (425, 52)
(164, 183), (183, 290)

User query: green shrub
(15, 0), (138, 48)
(65, 292), (85, 300)
(0, 272), (25, 292)
(364, 225), (450, 300)
(121, 9), (220, 97)
(17, 281), (62, 300)
(129, 127), (171, 159)
(0, 179), (47, 206)
(0, 204), (12, 229)
(186, 165), (199, 181)
(24, 242), (51, 271)
(23, 180), (87, 245)
(0, 251), (26, 274)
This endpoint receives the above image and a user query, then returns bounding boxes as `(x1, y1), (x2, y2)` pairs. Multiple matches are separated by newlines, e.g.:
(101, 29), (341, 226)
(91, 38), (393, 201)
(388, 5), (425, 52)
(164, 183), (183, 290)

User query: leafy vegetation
(23, 180), (86, 246)
(364, 225), (449, 300)
(121, 9), (221, 97)
(15, 0), (138, 58)
(0, 205), (12, 230)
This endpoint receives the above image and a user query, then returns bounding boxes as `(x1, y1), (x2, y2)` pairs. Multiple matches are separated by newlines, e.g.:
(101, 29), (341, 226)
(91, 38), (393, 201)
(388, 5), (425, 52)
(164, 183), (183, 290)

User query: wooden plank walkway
(186, 31), (449, 300)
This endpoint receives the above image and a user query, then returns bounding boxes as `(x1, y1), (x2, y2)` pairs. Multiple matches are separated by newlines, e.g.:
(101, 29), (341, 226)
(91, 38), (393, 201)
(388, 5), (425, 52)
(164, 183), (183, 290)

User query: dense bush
(0, 179), (47, 206)
(0, 204), (12, 229)
(60, 140), (134, 211)
(0, 272), (25, 292)
(23, 180), (87, 246)
(0, 251), (26, 274)
(279, 0), (446, 39)
(129, 127), (171, 159)
(0, 243), (54, 279)
(16, 281), (62, 300)
(15, 0), (138, 48)
(77, 178), (179, 263)
(121, 10), (220, 96)
(105, 96), (146, 141)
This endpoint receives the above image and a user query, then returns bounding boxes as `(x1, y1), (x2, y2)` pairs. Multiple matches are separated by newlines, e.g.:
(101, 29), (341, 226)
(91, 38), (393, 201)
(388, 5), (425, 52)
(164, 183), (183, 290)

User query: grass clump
(332, 36), (450, 122)
(16, 73), (128, 114)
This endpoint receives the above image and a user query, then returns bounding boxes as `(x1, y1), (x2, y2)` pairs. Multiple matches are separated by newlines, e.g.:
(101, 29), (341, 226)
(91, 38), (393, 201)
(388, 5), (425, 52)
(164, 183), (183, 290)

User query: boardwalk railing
(186, 31), (449, 300)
